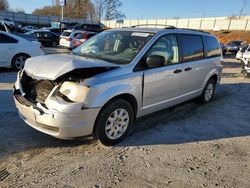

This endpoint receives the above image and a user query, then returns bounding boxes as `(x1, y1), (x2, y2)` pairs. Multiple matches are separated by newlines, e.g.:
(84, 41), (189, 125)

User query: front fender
(85, 79), (142, 109)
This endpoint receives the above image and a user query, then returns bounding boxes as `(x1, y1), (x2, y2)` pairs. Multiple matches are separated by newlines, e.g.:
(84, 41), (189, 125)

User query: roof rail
(130, 24), (210, 34)
(178, 28), (210, 34)
(131, 24), (176, 29)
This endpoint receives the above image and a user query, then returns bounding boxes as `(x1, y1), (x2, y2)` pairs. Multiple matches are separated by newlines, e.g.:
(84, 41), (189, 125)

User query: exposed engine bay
(18, 67), (117, 105)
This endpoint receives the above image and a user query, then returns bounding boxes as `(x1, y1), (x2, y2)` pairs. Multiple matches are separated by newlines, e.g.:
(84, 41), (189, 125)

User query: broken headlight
(58, 81), (90, 103)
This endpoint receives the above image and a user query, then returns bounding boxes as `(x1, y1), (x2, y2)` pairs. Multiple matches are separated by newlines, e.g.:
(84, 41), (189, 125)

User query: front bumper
(14, 90), (101, 139)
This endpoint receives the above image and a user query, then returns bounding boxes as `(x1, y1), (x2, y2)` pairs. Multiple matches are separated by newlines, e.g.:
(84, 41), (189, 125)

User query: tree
(0, 0), (9, 11)
(94, 0), (124, 21)
(228, 0), (247, 19)
(33, 0), (95, 20)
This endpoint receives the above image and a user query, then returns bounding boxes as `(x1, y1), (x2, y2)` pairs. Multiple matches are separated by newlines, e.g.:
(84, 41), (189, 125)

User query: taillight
(83, 34), (89, 40)
(66, 38), (72, 41)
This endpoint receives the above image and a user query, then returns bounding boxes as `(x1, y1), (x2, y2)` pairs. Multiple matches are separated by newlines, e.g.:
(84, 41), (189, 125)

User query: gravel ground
(0, 51), (249, 188)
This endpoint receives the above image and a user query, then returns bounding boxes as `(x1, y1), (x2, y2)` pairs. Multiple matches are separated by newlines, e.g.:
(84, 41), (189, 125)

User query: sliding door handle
(184, 67), (192, 71)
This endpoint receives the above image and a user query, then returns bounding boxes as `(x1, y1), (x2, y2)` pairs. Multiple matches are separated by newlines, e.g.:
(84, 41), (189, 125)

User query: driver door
(142, 35), (185, 115)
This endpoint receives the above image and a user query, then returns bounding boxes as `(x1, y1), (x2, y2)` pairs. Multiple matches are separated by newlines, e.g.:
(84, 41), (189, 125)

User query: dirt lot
(0, 52), (249, 187)
(211, 30), (250, 44)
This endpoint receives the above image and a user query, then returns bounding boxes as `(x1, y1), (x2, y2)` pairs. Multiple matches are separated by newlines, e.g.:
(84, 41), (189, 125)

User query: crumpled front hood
(24, 54), (119, 80)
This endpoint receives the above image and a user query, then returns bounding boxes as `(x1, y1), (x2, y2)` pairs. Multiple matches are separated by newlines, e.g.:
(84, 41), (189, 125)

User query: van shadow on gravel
(0, 83), (250, 158)
(119, 82), (250, 147)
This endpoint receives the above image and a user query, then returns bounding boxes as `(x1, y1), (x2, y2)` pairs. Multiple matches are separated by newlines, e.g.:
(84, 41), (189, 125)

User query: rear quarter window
(179, 34), (204, 62)
(203, 36), (221, 58)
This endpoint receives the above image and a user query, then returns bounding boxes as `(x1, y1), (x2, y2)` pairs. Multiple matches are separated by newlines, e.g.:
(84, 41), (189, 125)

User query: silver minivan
(14, 27), (223, 145)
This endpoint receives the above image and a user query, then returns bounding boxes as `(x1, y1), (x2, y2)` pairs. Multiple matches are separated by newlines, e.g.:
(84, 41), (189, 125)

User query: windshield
(72, 30), (154, 64)
(240, 45), (249, 52)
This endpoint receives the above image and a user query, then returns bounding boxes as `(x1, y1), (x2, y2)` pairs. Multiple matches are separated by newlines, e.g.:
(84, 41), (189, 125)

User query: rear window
(228, 41), (241, 46)
(179, 35), (204, 62)
(61, 31), (71, 37)
(203, 36), (221, 58)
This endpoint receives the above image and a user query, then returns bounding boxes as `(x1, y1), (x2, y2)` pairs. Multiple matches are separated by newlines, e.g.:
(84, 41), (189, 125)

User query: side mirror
(146, 55), (165, 68)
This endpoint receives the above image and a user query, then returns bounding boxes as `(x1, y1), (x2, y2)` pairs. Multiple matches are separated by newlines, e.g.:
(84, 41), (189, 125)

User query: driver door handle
(174, 69), (182, 74)
(185, 67), (192, 71)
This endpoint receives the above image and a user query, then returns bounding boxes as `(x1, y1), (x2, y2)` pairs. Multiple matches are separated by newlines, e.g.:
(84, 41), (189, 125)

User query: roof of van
(110, 27), (212, 36)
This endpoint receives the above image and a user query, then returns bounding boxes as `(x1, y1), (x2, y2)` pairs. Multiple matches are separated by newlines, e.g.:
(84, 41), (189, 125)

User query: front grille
(21, 72), (55, 104)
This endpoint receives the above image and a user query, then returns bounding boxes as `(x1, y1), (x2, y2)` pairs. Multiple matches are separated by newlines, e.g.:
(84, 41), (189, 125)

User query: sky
(8, 0), (250, 19)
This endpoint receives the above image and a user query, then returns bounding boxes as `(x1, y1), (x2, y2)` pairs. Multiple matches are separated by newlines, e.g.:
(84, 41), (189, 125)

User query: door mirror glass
(146, 55), (165, 68)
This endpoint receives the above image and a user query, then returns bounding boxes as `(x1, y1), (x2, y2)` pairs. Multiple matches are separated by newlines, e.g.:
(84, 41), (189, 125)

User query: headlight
(59, 81), (90, 103)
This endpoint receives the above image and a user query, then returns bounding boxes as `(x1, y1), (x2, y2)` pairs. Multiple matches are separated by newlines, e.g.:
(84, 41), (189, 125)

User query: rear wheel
(11, 54), (29, 71)
(94, 99), (134, 146)
(198, 79), (216, 104)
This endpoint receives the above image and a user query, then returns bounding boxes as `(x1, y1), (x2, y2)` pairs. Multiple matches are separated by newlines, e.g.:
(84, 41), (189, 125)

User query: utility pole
(59, 0), (66, 32)
(61, 5), (64, 21)
(59, 0), (66, 21)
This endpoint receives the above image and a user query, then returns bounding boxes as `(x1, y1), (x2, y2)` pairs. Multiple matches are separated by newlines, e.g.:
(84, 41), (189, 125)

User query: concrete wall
(102, 17), (250, 31)
(1, 11), (249, 31)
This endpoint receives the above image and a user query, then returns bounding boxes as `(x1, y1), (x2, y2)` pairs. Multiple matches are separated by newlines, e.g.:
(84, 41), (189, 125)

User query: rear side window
(73, 33), (82, 38)
(75, 33), (84, 39)
(203, 36), (221, 58)
(179, 35), (204, 62)
(0, 33), (18, 43)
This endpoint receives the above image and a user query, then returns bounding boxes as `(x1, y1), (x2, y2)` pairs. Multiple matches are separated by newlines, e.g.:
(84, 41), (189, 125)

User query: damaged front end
(15, 67), (116, 108)
(13, 66), (117, 139)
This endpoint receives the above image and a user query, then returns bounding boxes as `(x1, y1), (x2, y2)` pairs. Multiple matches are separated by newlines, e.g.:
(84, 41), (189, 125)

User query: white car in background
(0, 17), (15, 27)
(0, 31), (44, 70)
(236, 44), (249, 60)
(235, 44), (250, 77)
(59, 30), (87, 49)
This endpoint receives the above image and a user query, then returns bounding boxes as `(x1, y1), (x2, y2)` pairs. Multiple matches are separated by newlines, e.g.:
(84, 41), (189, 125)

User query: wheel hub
(105, 108), (129, 140)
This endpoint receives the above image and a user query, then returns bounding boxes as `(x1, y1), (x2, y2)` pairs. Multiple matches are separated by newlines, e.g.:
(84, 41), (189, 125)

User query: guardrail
(102, 17), (250, 31)
(0, 11), (96, 26)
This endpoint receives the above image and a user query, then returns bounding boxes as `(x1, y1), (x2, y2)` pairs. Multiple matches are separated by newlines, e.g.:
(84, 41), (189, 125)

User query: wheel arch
(92, 93), (138, 134)
(202, 69), (220, 89)
(11, 53), (31, 69)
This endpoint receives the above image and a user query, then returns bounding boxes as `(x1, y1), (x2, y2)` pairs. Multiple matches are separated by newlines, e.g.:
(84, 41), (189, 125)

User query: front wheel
(94, 99), (134, 146)
(198, 79), (216, 104)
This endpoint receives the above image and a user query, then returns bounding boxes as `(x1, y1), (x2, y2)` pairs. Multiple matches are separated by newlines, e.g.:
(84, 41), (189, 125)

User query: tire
(11, 54), (30, 71)
(94, 99), (134, 146)
(198, 79), (216, 104)
(242, 70), (250, 78)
